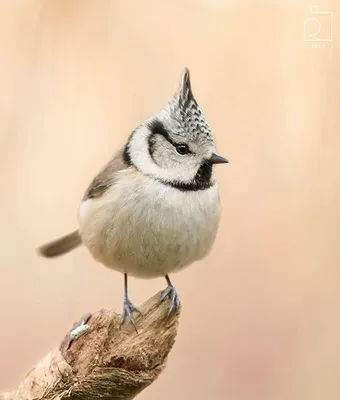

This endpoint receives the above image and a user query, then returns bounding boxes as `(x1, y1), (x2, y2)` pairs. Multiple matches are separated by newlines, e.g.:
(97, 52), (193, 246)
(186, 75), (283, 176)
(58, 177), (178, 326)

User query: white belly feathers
(78, 169), (221, 278)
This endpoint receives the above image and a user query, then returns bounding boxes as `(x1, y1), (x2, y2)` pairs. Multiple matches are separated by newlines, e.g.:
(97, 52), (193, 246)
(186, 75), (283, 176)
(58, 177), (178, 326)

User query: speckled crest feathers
(166, 68), (214, 143)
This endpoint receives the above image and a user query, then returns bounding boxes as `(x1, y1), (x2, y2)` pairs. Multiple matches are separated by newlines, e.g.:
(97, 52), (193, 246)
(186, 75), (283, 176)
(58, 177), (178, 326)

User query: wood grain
(1, 292), (180, 400)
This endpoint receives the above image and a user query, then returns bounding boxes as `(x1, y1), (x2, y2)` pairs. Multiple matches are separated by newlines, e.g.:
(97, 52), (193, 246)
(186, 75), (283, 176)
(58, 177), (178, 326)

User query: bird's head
(124, 68), (228, 190)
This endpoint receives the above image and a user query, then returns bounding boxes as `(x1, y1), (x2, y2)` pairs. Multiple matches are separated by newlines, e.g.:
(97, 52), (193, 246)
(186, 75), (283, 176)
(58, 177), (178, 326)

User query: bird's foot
(119, 297), (141, 332)
(161, 284), (180, 315)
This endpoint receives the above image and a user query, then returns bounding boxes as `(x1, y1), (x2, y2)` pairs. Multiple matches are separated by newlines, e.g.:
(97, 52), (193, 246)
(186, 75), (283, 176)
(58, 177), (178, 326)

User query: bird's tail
(38, 230), (82, 258)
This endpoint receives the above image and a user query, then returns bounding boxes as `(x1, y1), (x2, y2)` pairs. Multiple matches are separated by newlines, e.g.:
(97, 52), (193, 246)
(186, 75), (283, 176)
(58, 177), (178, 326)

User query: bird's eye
(176, 143), (189, 155)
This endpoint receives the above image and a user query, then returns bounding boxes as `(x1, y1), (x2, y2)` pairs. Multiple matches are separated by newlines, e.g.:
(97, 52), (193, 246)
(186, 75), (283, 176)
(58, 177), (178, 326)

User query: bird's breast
(78, 170), (221, 278)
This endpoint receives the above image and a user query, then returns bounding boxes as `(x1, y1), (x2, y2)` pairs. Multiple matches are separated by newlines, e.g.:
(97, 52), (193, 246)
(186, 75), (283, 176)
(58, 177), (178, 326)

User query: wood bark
(0, 292), (180, 400)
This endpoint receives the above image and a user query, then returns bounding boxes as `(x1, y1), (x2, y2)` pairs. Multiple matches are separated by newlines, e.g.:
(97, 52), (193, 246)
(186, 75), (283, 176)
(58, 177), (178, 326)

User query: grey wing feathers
(82, 147), (128, 200)
(38, 148), (128, 259)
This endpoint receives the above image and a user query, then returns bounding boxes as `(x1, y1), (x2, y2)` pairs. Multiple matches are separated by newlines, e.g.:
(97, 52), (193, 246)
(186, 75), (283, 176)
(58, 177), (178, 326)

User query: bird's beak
(209, 153), (229, 164)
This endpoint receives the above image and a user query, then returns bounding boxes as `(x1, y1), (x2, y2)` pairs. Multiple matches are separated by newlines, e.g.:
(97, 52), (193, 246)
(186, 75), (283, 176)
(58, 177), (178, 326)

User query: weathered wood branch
(0, 292), (180, 400)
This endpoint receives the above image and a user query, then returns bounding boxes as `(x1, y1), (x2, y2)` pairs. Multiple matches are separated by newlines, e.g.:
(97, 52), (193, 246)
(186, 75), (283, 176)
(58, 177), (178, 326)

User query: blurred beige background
(0, 1), (339, 399)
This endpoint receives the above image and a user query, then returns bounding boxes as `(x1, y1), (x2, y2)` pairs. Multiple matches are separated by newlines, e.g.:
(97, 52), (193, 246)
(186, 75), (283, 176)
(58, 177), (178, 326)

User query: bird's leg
(119, 273), (140, 332)
(161, 275), (180, 315)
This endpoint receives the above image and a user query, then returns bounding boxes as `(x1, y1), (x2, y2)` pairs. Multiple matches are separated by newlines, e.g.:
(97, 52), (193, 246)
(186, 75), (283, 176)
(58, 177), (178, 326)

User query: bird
(38, 68), (228, 330)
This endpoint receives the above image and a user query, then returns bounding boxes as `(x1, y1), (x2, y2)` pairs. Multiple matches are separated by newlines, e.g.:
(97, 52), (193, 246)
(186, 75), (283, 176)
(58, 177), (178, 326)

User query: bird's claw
(119, 297), (141, 332)
(161, 284), (180, 315)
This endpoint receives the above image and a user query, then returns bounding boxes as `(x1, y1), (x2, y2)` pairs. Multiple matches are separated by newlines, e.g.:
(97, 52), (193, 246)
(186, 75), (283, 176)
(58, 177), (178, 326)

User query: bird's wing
(82, 147), (129, 200)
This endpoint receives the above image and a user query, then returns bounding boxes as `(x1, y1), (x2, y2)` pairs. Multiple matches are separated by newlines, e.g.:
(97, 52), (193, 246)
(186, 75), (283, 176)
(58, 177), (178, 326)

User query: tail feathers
(38, 230), (82, 258)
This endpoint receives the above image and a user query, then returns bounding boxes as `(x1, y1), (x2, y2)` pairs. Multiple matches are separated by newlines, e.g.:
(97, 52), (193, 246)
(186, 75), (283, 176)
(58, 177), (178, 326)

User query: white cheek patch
(128, 125), (196, 183)
(128, 126), (153, 170)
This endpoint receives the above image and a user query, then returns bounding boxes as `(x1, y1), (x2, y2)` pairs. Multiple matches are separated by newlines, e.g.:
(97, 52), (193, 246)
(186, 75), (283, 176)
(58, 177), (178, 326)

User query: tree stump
(0, 292), (180, 400)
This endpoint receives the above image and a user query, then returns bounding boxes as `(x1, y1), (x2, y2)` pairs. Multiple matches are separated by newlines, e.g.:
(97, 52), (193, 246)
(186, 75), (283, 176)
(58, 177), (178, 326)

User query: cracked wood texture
(0, 292), (180, 400)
